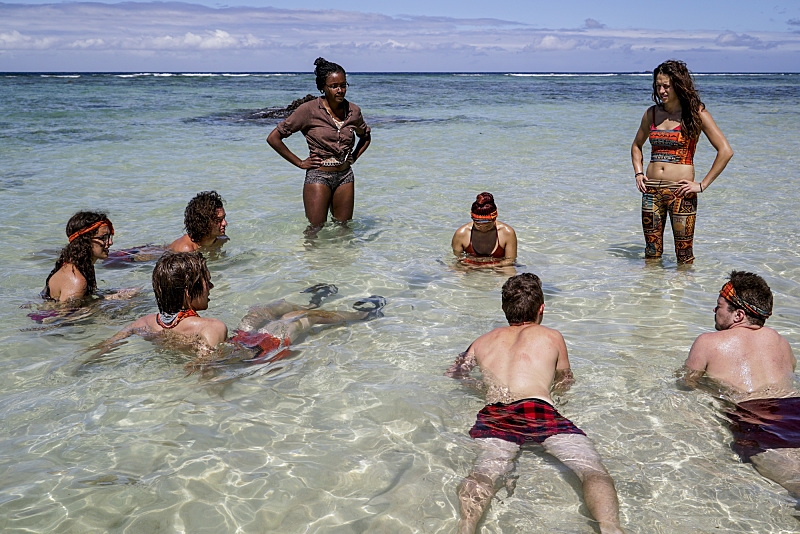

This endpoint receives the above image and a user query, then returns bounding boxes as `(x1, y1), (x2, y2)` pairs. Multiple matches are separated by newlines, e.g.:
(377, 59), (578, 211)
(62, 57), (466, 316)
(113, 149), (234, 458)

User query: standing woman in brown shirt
(267, 58), (371, 234)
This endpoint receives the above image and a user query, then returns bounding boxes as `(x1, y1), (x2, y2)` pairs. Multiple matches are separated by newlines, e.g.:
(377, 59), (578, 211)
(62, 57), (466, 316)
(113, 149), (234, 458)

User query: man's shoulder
(477, 323), (563, 346)
(185, 316), (228, 343)
(691, 329), (735, 354)
(168, 235), (198, 252)
(520, 323), (563, 340)
(183, 315), (225, 329)
(691, 326), (792, 363)
(127, 313), (159, 333)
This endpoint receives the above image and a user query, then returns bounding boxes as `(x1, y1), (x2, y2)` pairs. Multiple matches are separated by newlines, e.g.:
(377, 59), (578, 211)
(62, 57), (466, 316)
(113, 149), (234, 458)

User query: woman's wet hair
(152, 251), (210, 314)
(471, 192), (497, 219)
(502, 273), (544, 323)
(45, 211), (111, 296)
(652, 59), (705, 139)
(184, 190), (224, 243)
(314, 57), (346, 92)
(725, 270), (773, 327)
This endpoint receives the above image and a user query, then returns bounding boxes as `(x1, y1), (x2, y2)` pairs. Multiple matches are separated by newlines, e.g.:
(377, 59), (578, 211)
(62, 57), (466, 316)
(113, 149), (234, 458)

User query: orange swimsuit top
(649, 116), (697, 165)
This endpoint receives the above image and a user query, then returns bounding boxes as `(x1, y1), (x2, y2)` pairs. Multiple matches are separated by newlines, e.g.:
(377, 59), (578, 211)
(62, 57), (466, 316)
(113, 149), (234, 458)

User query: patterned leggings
(641, 186), (698, 263)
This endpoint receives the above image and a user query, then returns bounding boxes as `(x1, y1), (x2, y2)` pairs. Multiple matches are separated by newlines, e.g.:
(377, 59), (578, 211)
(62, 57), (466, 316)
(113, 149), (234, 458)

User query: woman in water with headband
(43, 211), (115, 302)
(267, 57), (371, 235)
(631, 59), (733, 264)
(452, 192), (517, 269)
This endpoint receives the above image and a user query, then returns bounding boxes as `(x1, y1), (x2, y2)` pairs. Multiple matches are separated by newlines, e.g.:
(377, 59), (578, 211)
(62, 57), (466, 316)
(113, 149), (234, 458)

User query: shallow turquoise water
(1, 72), (800, 532)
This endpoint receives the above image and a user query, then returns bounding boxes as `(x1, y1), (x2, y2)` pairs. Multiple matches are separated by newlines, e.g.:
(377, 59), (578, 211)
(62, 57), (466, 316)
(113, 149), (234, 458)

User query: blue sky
(1, 1), (799, 72)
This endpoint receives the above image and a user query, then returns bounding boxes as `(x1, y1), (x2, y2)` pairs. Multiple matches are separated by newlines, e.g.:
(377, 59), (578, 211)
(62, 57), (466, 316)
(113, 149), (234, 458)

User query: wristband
(635, 172), (644, 177)
(699, 183), (704, 192)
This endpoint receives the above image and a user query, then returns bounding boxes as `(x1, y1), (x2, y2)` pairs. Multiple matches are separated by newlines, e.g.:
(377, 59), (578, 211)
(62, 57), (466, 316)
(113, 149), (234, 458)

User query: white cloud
(0, 30), (59, 49)
(0, 2), (798, 71)
(141, 30), (261, 50)
(714, 31), (774, 49)
(531, 35), (580, 51)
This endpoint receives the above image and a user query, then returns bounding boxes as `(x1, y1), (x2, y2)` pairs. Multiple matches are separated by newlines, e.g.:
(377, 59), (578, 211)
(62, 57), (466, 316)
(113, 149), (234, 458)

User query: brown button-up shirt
(275, 97), (370, 161)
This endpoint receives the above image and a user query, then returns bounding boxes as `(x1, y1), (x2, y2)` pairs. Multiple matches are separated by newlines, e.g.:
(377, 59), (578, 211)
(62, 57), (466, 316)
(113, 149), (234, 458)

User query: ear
(536, 303), (545, 323)
(183, 289), (192, 309)
(732, 308), (747, 324)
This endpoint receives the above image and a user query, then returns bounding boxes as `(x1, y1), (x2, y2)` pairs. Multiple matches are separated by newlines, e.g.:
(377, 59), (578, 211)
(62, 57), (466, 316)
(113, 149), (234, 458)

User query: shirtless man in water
(169, 191), (228, 252)
(446, 273), (623, 534)
(103, 252), (384, 364)
(683, 270), (799, 495)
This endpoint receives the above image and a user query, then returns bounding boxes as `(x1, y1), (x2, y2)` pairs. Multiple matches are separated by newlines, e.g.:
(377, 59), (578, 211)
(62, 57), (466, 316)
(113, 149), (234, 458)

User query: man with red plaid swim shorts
(446, 273), (623, 534)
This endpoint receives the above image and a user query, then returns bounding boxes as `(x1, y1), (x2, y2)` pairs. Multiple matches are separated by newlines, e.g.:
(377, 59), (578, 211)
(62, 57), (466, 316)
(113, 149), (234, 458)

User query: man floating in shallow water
(99, 252), (384, 366)
(169, 190), (229, 252)
(105, 190), (229, 266)
(682, 271), (799, 495)
(446, 273), (623, 534)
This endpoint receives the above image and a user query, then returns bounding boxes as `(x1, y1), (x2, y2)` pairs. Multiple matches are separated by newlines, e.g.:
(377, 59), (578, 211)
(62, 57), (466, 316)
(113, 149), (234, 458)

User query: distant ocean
(1, 72), (799, 533)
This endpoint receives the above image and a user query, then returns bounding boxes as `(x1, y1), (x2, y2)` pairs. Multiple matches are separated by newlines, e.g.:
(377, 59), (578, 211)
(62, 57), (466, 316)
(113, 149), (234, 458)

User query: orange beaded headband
(719, 281), (771, 319)
(68, 220), (114, 243)
(471, 209), (497, 222)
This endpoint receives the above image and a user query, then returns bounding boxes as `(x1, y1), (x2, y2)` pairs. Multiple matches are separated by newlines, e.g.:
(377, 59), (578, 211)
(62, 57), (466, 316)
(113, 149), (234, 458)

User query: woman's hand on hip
(298, 155), (323, 169)
(676, 179), (701, 196)
(635, 174), (648, 193)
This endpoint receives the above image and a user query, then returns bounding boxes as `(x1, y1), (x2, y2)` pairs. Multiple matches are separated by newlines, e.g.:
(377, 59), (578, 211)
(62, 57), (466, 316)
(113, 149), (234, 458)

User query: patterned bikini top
(156, 309), (199, 329)
(649, 108), (697, 165)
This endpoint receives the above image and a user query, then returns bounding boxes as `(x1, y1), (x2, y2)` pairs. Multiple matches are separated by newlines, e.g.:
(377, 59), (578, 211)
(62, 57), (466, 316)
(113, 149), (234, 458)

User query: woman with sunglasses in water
(267, 57), (371, 234)
(452, 192), (517, 269)
(43, 211), (115, 302)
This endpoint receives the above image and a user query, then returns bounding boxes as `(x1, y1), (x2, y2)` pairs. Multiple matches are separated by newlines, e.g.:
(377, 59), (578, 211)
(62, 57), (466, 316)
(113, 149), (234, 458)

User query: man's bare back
(685, 294), (796, 401)
(123, 313), (228, 351)
(451, 323), (571, 404)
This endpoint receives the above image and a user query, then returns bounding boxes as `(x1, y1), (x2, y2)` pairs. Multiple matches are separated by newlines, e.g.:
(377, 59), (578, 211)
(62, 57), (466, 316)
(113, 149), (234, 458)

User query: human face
(210, 208), (227, 238)
(323, 71), (347, 105)
(655, 74), (676, 107)
(188, 275), (213, 311)
(90, 225), (113, 260)
(714, 295), (736, 331)
(472, 219), (496, 232)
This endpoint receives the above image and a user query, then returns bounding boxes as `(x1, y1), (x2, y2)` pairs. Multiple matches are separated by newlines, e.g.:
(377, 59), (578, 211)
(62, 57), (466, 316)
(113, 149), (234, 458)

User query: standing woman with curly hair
(44, 211), (114, 302)
(631, 60), (733, 263)
(267, 57), (371, 234)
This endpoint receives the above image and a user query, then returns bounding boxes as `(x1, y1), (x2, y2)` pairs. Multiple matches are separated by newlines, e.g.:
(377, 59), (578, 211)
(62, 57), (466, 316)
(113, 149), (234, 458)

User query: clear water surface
(1, 72), (799, 533)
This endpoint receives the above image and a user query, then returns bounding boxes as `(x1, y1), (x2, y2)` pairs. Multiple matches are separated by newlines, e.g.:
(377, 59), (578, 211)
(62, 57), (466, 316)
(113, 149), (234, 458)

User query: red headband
(720, 281), (771, 319)
(68, 220), (114, 243)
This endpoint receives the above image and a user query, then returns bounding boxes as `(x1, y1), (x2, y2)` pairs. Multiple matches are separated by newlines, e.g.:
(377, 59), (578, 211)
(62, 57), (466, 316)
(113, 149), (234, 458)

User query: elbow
(266, 129), (281, 148)
(718, 145), (733, 162)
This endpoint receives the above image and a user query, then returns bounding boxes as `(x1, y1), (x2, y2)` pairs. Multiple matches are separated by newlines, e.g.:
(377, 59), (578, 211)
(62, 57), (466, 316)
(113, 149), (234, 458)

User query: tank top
(649, 107), (697, 165)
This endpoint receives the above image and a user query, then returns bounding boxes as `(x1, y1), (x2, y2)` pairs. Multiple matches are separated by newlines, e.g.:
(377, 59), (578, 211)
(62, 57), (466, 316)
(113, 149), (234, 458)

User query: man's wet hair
(723, 270), (773, 327)
(152, 251), (210, 314)
(502, 273), (544, 324)
(184, 191), (224, 243)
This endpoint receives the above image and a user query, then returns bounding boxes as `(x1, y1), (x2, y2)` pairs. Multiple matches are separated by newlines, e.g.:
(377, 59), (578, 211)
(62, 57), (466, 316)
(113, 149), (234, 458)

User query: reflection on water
(0, 73), (799, 532)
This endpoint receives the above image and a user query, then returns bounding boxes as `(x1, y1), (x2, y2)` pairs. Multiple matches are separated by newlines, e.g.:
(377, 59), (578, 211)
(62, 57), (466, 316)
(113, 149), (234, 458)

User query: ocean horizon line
(2, 71), (798, 77)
